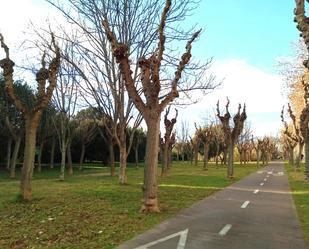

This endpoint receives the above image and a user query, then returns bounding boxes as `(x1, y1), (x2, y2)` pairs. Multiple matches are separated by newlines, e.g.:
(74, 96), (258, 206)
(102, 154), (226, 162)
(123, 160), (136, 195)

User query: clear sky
(0, 0), (301, 137)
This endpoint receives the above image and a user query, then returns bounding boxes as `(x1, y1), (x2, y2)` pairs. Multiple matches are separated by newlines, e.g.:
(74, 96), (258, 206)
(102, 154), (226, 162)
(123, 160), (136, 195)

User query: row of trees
(280, 0), (309, 179)
(0, 0), (279, 213)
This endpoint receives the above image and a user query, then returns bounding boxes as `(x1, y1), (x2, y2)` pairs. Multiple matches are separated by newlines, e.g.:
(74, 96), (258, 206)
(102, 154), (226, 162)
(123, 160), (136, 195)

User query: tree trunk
(50, 137), (55, 169)
(79, 143), (86, 170)
(118, 143), (127, 184)
(227, 142), (234, 179)
(289, 148), (294, 167)
(6, 137), (12, 171)
(67, 143), (73, 176)
(161, 143), (168, 176)
(168, 148), (172, 169)
(295, 143), (304, 171)
(10, 136), (21, 179)
(135, 144), (139, 168)
(304, 142), (309, 179)
(194, 147), (198, 166)
(215, 143), (220, 168)
(203, 143), (209, 170)
(108, 143), (115, 176)
(20, 119), (38, 201)
(59, 138), (66, 180)
(257, 149), (260, 166)
(37, 141), (45, 173)
(141, 117), (160, 213)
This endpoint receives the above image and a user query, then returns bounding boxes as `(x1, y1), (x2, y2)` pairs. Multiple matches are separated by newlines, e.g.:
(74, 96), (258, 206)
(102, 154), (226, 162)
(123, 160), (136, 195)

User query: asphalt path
(117, 162), (307, 249)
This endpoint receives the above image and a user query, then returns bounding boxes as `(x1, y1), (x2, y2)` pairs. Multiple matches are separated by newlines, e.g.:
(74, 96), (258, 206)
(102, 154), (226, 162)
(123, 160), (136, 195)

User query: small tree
(0, 34), (60, 200)
(160, 107), (177, 176)
(216, 98), (247, 178)
(195, 124), (213, 170)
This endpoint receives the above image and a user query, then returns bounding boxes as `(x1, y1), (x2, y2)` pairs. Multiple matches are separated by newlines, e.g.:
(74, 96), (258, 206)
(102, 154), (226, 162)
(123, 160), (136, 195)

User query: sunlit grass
(0, 161), (258, 249)
(285, 163), (309, 247)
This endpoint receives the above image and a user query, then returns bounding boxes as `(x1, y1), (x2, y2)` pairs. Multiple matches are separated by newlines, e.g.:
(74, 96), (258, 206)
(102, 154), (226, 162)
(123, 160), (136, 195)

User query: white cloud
(178, 58), (285, 137)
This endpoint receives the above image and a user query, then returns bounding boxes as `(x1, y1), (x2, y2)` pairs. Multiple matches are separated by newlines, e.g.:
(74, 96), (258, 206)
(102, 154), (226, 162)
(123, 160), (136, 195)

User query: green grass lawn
(285, 163), (309, 246)
(0, 162), (259, 249)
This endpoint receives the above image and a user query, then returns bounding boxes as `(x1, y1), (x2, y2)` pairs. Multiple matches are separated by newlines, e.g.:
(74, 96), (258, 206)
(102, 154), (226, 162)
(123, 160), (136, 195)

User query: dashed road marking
(241, 201), (250, 208)
(260, 182), (264, 186)
(264, 178), (267, 181)
(254, 189), (259, 194)
(219, 224), (232, 236)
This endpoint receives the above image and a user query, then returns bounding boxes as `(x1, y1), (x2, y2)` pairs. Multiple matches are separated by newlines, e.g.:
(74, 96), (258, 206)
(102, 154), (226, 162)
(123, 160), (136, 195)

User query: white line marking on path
(266, 175), (270, 178)
(241, 201), (250, 208)
(254, 189), (259, 194)
(264, 178), (267, 181)
(260, 182), (264, 186)
(219, 224), (232, 236)
(134, 229), (188, 249)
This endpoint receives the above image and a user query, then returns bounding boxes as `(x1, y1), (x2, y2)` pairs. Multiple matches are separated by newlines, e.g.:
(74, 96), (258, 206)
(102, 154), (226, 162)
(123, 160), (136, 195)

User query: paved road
(117, 162), (307, 249)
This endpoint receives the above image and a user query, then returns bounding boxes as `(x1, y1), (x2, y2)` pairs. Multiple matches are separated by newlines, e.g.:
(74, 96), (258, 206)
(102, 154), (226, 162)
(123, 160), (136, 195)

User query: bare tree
(51, 44), (79, 180)
(103, 0), (216, 212)
(178, 120), (190, 161)
(0, 33), (60, 200)
(195, 124), (213, 170)
(300, 76), (309, 178)
(281, 104), (304, 170)
(216, 98), (247, 178)
(160, 107), (178, 176)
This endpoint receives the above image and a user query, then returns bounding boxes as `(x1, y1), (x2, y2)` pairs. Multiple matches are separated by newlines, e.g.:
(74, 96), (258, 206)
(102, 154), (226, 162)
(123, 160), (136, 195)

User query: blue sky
(189, 0), (298, 72)
(0, 0), (301, 137)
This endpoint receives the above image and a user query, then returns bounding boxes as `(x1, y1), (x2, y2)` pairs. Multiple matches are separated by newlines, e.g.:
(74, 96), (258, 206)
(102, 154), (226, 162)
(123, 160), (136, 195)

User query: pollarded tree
(103, 0), (216, 212)
(294, 0), (309, 178)
(216, 98), (247, 178)
(195, 124), (213, 170)
(299, 76), (309, 178)
(0, 34), (60, 200)
(190, 135), (200, 167)
(211, 124), (225, 167)
(160, 107), (178, 176)
(281, 104), (303, 170)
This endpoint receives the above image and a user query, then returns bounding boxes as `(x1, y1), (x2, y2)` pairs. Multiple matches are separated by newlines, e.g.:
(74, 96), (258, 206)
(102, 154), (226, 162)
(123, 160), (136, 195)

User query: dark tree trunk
(79, 143), (86, 170)
(203, 143), (209, 170)
(10, 136), (21, 179)
(135, 143), (139, 168)
(227, 142), (234, 179)
(49, 137), (55, 169)
(37, 141), (45, 173)
(6, 137), (12, 171)
(108, 143), (115, 177)
(67, 143), (73, 176)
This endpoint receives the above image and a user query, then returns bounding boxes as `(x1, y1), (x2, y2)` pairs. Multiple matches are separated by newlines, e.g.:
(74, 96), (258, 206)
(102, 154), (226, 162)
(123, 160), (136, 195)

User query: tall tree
(281, 105), (303, 170)
(0, 33), (60, 200)
(103, 0), (216, 212)
(216, 98), (247, 178)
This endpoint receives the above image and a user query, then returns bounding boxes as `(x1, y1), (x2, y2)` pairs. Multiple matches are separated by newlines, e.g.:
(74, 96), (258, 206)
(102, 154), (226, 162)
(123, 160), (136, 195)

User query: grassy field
(0, 162), (259, 249)
(285, 163), (309, 246)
